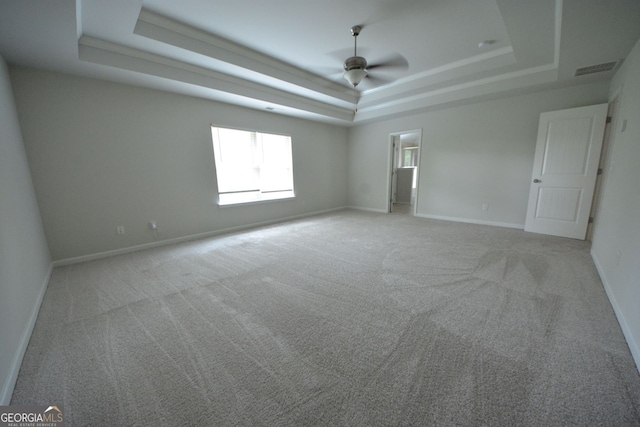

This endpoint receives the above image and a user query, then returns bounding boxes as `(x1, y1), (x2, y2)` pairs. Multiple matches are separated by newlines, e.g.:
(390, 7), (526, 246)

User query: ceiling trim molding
(359, 48), (517, 108)
(354, 63), (559, 122)
(362, 46), (515, 97)
(134, 9), (358, 105)
(78, 36), (356, 122)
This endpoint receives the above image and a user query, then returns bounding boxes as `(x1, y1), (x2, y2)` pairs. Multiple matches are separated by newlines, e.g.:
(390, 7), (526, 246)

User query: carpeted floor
(12, 210), (640, 426)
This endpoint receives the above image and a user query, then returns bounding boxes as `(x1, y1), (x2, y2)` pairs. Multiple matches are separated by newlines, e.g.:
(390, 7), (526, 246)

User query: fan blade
(364, 73), (393, 87)
(367, 53), (409, 71)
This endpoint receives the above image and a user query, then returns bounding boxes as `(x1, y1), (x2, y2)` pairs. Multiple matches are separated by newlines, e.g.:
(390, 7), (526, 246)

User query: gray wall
(0, 56), (51, 404)
(347, 82), (610, 227)
(10, 68), (349, 262)
(591, 37), (640, 370)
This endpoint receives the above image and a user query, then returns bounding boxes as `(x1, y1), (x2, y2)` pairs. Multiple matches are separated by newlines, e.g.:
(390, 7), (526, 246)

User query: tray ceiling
(1, 0), (639, 125)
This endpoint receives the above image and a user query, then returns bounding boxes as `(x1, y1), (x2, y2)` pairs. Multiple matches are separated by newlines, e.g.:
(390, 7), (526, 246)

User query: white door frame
(587, 96), (618, 241)
(389, 135), (401, 212)
(387, 129), (423, 215)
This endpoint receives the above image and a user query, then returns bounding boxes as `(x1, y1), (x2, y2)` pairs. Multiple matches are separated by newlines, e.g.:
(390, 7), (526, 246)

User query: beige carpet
(12, 210), (640, 425)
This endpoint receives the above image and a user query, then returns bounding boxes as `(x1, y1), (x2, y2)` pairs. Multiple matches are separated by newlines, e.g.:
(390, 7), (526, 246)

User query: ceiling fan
(342, 25), (408, 88)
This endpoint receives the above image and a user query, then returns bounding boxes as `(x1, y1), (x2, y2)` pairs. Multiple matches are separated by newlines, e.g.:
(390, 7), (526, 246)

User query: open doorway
(388, 129), (422, 215)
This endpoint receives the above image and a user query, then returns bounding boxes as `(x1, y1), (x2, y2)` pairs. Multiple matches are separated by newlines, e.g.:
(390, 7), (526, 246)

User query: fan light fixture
(344, 67), (367, 87)
(343, 26), (368, 87)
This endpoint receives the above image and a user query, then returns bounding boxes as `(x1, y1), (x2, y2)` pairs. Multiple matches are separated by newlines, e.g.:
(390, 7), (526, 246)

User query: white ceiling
(1, 0), (639, 126)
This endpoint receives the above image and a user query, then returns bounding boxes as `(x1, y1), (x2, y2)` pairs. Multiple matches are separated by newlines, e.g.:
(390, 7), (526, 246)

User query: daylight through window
(211, 126), (294, 205)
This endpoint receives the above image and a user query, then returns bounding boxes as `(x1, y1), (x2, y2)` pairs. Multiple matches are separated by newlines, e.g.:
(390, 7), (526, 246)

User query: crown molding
(359, 47), (517, 108)
(78, 36), (356, 122)
(354, 64), (559, 122)
(134, 9), (358, 105)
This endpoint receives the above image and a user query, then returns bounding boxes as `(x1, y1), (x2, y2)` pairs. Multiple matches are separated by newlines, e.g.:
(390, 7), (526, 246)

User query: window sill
(217, 191), (295, 207)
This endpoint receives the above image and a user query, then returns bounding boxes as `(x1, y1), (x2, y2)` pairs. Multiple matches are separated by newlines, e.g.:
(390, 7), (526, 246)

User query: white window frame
(211, 125), (295, 206)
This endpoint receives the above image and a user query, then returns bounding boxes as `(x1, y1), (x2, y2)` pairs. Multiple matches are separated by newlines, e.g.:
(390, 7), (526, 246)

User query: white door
(524, 103), (608, 239)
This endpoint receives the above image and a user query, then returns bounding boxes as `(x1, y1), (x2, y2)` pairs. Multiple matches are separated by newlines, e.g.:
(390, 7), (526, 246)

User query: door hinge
(597, 168), (603, 175)
(589, 216), (594, 224)
(606, 116), (612, 123)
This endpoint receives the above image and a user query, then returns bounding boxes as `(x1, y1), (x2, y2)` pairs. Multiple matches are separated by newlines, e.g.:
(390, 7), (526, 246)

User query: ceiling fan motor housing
(344, 56), (367, 71)
(343, 56), (368, 86)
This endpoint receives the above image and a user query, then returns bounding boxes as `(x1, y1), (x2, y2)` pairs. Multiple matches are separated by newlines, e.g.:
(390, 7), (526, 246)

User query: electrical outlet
(116, 225), (125, 235)
(482, 203), (489, 211)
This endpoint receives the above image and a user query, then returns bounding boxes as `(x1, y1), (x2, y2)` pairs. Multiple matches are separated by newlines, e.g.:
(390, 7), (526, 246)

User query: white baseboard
(591, 250), (640, 374)
(416, 213), (524, 230)
(347, 206), (388, 214)
(53, 207), (348, 267)
(0, 263), (53, 405)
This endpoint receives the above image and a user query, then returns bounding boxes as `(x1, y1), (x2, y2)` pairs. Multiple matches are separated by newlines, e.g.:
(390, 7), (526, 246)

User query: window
(401, 146), (418, 167)
(211, 126), (294, 205)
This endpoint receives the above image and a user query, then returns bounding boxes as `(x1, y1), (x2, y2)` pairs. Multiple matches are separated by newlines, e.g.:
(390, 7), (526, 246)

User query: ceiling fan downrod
(344, 25), (368, 87)
(351, 25), (361, 56)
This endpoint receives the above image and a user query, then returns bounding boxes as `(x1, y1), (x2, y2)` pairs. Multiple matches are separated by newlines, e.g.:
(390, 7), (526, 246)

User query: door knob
(533, 179), (541, 183)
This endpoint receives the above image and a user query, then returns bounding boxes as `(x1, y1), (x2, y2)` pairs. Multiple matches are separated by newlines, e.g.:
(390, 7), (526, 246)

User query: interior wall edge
(415, 213), (525, 230)
(346, 206), (389, 214)
(0, 53), (53, 405)
(0, 263), (53, 405)
(591, 250), (640, 373)
(52, 206), (348, 267)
